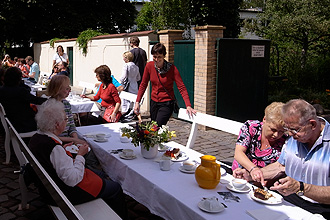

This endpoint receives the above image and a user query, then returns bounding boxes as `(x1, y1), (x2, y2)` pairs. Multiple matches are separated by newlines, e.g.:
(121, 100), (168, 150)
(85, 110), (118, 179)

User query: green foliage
(76, 29), (106, 56)
(49, 38), (63, 48)
(136, 0), (190, 32)
(0, 0), (137, 52)
(136, 0), (242, 38)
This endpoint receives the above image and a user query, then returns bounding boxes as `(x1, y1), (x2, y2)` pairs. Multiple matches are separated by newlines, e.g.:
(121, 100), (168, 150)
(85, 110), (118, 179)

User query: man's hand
(270, 176), (300, 196)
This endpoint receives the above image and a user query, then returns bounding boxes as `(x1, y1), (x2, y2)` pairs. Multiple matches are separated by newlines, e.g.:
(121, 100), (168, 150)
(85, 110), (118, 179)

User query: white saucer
(119, 152), (136, 160)
(197, 201), (225, 213)
(226, 182), (251, 193)
(179, 165), (196, 174)
(93, 138), (108, 143)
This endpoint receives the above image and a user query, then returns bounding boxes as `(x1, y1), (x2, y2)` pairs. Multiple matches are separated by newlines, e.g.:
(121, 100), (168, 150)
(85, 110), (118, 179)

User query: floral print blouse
(231, 120), (286, 171)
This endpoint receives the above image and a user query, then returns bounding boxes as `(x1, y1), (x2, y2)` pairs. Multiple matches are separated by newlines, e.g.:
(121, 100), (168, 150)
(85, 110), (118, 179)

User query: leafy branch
(76, 29), (106, 56)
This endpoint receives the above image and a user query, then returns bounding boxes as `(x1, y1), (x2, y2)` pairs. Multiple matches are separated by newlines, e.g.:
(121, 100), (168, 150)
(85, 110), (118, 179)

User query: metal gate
(173, 40), (195, 113)
(216, 39), (270, 122)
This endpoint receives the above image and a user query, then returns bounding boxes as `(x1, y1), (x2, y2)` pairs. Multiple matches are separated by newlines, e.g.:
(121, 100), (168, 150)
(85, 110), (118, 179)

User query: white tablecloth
(68, 99), (100, 114)
(77, 123), (314, 220)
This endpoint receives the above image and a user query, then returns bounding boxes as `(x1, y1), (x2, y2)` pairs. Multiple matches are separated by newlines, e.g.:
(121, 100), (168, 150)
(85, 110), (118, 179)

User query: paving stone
(0, 195), (8, 203)
(0, 212), (16, 220)
(6, 181), (19, 190)
(0, 178), (11, 185)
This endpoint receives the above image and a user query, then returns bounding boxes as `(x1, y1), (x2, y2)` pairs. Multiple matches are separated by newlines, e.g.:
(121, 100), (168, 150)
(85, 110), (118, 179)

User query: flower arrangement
(121, 121), (176, 151)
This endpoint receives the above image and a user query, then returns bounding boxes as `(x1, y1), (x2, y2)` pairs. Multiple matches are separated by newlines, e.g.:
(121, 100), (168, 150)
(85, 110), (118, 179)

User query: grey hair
(282, 99), (317, 124)
(35, 99), (65, 132)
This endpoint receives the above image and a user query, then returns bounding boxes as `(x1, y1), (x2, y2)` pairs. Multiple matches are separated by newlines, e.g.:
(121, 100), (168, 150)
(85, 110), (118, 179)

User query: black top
(131, 47), (147, 80)
(0, 85), (47, 133)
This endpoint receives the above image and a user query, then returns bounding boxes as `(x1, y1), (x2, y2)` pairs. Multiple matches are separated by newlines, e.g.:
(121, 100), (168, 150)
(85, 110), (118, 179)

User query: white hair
(35, 99), (65, 132)
(282, 99), (317, 124)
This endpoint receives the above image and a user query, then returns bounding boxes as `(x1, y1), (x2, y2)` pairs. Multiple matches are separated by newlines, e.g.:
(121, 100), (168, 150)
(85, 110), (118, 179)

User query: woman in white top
(120, 51), (140, 113)
(52, 45), (69, 68)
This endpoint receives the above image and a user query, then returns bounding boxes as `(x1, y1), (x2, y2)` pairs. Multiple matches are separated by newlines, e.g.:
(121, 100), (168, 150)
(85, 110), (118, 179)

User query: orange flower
(144, 130), (150, 135)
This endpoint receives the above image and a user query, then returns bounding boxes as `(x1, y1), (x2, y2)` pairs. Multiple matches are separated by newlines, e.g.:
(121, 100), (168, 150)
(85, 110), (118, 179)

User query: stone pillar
(157, 30), (184, 64)
(194, 25), (225, 115)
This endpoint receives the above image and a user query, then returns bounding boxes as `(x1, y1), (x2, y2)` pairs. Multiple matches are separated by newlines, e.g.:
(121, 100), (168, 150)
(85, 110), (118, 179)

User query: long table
(77, 123), (315, 220)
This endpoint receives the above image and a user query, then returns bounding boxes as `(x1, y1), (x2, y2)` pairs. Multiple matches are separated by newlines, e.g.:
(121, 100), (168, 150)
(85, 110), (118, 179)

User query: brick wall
(194, 25), (225, 115)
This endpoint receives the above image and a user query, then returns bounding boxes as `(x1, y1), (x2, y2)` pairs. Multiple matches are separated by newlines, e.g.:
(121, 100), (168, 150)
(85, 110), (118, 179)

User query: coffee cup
(95, 134), (106, 141)
(232, 178), (247, 190)
(122, 149), (134, 157)
(160, 159), (171, 171)
(182, 160), (195, 171)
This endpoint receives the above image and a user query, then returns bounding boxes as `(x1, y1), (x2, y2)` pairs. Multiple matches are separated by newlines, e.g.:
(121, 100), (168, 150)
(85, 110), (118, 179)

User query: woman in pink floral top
(232, 102), (287, 182)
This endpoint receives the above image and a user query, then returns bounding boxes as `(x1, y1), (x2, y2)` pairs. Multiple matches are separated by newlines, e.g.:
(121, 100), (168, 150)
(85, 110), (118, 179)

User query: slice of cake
(163, 148), (181, 159)
(254, 188), (273, 200)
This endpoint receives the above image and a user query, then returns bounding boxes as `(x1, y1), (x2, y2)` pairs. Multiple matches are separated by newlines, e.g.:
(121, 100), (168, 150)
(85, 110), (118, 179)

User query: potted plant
(121, 121), (176, 158)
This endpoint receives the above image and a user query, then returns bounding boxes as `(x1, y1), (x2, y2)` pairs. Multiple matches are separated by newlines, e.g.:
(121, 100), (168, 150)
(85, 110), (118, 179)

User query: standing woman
(120, 51), (141, 121)
(52, 45), (69, 69)
(82, 65), (121, 123)
(134, 43), (196, 126)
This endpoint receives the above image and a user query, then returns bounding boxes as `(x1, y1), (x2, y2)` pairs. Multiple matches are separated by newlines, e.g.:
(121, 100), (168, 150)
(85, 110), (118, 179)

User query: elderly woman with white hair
(28, 99), (128, 219)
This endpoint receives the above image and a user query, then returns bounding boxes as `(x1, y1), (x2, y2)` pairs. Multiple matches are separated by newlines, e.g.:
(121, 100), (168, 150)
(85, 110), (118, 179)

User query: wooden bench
(177, 108), (243, 149)
(6, 118), (121, 220)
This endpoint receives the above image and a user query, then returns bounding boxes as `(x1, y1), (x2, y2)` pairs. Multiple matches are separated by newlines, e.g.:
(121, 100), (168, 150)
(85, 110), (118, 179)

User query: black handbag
(156, 72), (180, 113)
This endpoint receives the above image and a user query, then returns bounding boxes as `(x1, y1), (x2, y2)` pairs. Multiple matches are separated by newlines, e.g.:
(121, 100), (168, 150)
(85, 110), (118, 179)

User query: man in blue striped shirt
(234, 99), (330, 218)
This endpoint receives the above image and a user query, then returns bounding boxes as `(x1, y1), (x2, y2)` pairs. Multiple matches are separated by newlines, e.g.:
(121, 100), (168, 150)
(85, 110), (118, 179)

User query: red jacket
(93, 83), (121, 108)
(136, 61), (191, 107)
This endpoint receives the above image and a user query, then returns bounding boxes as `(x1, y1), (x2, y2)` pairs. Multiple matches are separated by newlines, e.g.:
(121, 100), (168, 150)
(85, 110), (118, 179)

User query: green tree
(0, 0), (137, 55)
(136, 0), (242, 38)
(136, 0), (190, 32)
(251, 0), (330, 66)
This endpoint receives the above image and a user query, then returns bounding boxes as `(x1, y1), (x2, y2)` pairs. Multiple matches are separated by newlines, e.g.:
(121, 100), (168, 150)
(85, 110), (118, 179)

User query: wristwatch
(296, 181), (304, 196)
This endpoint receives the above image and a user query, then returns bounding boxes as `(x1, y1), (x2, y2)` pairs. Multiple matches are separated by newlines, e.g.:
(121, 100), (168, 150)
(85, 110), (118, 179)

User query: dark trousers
(284, 194), (330, 219)
(92, 169), (128, 220)
(150, 99), (174, 127)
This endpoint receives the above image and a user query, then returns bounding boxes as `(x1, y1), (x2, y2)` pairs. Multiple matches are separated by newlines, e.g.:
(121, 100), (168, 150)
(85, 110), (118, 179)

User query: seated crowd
(1, 43), (330, 219)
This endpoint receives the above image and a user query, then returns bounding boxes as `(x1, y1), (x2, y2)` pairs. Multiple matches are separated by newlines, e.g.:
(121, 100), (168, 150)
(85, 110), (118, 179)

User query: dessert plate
(119, 152), (136, 160)
(249, 190), (283, 205)
(83, 132), (111, 138)
(197, 201), (225, 213)
(93, 138), (108, 143)
(179, 165), (196, 174)
(226, 182), (251, 193)
(170, 152), (189, 162)
(66, 145), (90, 153)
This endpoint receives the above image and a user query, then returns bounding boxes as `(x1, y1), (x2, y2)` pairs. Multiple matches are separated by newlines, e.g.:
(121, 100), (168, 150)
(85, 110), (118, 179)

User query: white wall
(34, 31), (157, 113)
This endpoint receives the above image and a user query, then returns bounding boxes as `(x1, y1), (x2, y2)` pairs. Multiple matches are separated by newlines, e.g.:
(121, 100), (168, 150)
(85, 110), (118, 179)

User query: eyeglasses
(283, 120), (310, 135)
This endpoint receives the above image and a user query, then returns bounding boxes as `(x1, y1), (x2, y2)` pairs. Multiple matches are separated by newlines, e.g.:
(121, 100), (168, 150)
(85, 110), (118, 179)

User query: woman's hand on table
(250, 167), (266, 186)
(233, 168), (253, 181)
(72, 138), (88, 146)
(186, 106), (197, 117)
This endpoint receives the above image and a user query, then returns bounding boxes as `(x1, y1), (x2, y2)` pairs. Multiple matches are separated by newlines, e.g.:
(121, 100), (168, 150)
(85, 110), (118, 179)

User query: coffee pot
(195, 155), (220, 189)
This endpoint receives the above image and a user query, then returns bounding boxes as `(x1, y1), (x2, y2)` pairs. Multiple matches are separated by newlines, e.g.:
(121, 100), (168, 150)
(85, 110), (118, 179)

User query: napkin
(246, 208), (289, 220)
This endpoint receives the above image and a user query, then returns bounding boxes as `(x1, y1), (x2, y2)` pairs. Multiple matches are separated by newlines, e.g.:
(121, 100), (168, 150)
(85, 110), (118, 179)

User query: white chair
(177, 108), (243, 149)
(119, 91), (144, 106)
(7, 118), (29, 210)
(0, 103), (11, 164)
(0, 103), (36, 164)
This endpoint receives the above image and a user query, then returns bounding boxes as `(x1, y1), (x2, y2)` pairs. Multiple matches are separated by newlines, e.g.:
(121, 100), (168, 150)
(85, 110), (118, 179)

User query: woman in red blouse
(134, 43), (196, 126)
(82, 65), (121, 123)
